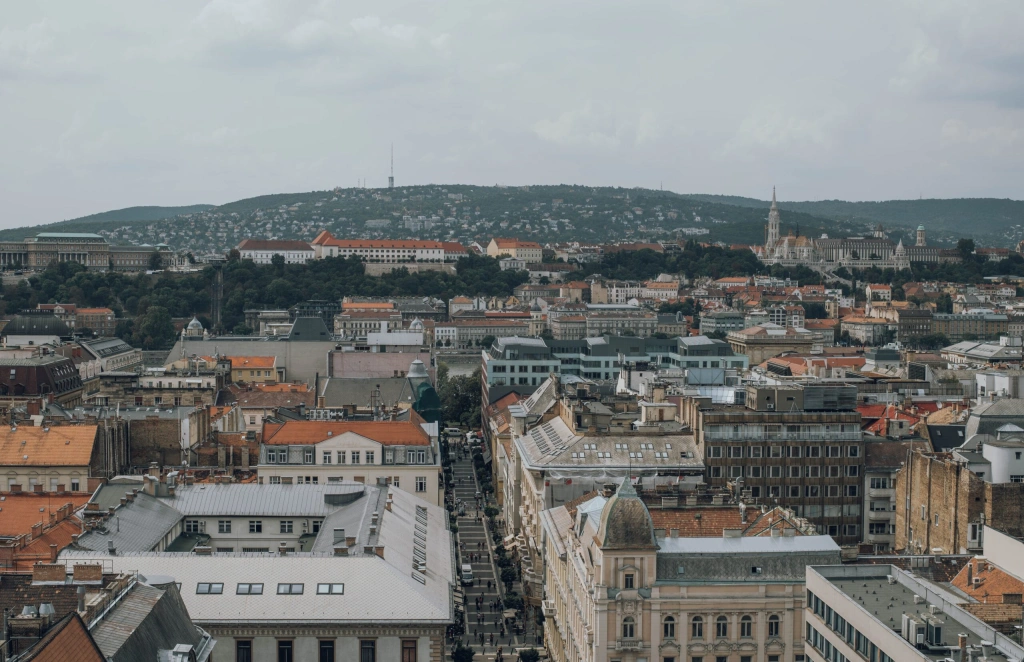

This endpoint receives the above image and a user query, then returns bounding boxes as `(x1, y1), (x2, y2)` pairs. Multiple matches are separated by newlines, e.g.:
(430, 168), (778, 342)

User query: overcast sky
(1, 1), (1023, 227)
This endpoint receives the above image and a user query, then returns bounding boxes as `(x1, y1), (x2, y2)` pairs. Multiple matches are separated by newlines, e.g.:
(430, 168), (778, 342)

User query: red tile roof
(262, 420), (430, 446)
(227, 356), (277, 369)
(0, 495), (90, 537)
(0, 427), (98, 467)
(951, 558), (1024, 603)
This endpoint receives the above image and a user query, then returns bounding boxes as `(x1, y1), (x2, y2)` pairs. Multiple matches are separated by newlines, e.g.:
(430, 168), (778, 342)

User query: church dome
(595, 477), (658, 550)
(187, 317), (203, 330)
(409, 318), (424, 332)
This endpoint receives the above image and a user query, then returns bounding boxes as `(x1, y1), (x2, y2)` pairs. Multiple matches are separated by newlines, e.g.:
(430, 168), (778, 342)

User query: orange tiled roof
(262, 420), (430, 446)
(0, 495), (90, 536)
(0, 427), (98, 467)
(441, 242), (468, 253)
(28, 612), (107, 662)
(75, 308), (114, 315)
(650, 507), (745, 537)
(227, 356), (277, 369)
(951, 558), (1024, 603)
(15, 518), (84, 570)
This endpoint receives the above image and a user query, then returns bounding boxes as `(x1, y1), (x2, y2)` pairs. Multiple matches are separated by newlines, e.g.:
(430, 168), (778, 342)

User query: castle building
(754, 190), (945, 269)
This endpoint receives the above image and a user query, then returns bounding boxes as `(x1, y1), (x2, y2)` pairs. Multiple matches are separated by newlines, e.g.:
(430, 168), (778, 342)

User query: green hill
(0, 204), (214, 241)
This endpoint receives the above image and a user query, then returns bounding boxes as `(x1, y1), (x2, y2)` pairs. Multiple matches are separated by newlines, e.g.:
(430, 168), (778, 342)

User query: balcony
(868, 510), (893, 521)
(865, 531), (894, 543)
(542, 600), (556, 618)
(615, 640), (643, 651)
(868, 488), (895, 499)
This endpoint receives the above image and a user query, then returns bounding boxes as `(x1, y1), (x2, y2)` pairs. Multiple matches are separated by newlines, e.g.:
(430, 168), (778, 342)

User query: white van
(461, 563), (474, 586)
(445, 427), (464, 438)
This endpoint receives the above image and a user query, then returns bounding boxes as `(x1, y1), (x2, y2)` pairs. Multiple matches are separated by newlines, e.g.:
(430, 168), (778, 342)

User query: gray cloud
(0, 0), (1022, 227)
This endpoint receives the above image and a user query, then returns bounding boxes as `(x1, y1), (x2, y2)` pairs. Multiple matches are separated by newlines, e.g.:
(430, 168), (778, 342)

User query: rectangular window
(401, 640), (417, 662)
(708, 446), (722, 458)
(845, 485), (859, 497)
(749, 446), (762, 458)
(278, 641), (293, 662)
(360, 640), (376, 662)
(237, 583), (263, 595)
(320, 641), (336, 662)
(728, 446), (743, 458)
(710, 466), (722, 478)
(249, 520), (263, 533)
(70, 479), (80, 491)
(729, 466), (743, 478)
(807, 446), (821, 458)
(352, 451), (361, 464)
(196, 582), (223, 594)
(365, 451), (375, 464)
(416, 476), (427, 492)
(787, 446), (802, 458)
(323, 451), (332, 464)
(218, 520), (231, 533)
(185, 519), (201, 533)
(236, 641), (253, 662)
(317, 583), (345, 594)
(338, 451), (346, 464)
(385, 449), (394, 464)
(280, 521), (293, 534)
(269, 476), (281, 484)
(624, 573), (634, 588)
(304, 449), (314, 464)
(277, 583), (304, 594)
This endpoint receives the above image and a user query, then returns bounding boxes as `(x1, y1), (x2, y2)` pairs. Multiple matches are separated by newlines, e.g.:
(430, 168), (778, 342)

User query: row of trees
(2, 255), (530, 350)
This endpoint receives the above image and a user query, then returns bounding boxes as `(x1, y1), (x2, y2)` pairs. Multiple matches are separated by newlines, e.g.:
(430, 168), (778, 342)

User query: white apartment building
(257, 418), (442, 505)
(311, 231), (448, 262)
(237, 239), (314, 264)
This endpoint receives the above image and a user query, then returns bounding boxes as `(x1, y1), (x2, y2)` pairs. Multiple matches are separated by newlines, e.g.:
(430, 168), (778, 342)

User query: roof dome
(531, 300), (542, 311)
(407, 359), (429, 380)
(187, 317), (203, 330)
(595, 477), (658, 550)
(1, 314), (71, 337)
(409, 317), (424, 331)
(917, 225), (925, 231)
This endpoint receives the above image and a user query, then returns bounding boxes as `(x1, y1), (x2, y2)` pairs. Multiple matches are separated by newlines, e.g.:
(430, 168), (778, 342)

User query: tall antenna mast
(388, 143), (394, 189)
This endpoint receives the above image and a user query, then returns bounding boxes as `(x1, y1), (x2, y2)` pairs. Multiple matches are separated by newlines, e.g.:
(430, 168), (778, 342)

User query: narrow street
(450, 445), (518, 661)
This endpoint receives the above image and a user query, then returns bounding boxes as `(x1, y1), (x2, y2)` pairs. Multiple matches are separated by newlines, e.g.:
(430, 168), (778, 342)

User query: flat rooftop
(822, 568), (1022, 661)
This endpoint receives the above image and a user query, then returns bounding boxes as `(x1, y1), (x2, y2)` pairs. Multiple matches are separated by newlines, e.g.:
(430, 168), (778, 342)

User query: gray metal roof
(161, 483), (367, 517)
(75, 488), (183, 553)
(60, 487), (455, 625)
(319, 377), (412, 408)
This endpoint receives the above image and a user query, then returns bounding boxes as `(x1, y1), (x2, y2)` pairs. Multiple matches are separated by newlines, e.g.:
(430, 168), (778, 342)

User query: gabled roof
(18, 612), (106, 662)
(0, 426), (98, 467)
(227, 355), (277, 369)
(262, 420), (431, 446)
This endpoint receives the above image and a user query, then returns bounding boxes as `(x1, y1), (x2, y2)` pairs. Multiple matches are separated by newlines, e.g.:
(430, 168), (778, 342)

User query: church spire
(771, 186), (777, 208)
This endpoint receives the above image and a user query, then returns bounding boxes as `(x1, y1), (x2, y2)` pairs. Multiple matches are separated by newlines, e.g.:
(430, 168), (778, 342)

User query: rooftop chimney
(107, 540), (116, 556)
(77, 586), (86, 613)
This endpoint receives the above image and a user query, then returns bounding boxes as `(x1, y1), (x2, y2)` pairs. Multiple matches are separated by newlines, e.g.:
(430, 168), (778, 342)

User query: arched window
(663, 616), (675, 639)
(716, 615), (728, 638)
(768, 614), (780, 637)
(740, 615), (752, 638)
(622, 617), (635, 639)
(691, 616), (703, 638)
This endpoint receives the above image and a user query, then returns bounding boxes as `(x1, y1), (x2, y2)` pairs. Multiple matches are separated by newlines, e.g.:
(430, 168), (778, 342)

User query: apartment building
(805, 563), (1024, 662)
(540, 479), (840, 662)
(678, 384), (865, 545)
(932, 312), (1009, 341)
(236, 239), (314, 264)
(727, 324), (816, 364)
(486, 238), (543, 264)
(63, 484), (454, 662)
(862, 439), (919, 553)
(482, 337), (561, 397)
(700, 310), (745, 335)
(590, 280), (642, 304)
(895, 426), (1024, 555)
(311, 231), (449, 262)
(257, 418), (442, 505)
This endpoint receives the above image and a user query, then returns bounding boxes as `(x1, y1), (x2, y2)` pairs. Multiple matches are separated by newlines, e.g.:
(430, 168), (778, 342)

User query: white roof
(656, 534), (840, 555)
(161, 483), (367, 517)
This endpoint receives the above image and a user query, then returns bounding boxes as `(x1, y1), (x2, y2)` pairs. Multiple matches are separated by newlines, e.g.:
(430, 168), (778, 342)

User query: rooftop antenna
(388, 144), (394, 190)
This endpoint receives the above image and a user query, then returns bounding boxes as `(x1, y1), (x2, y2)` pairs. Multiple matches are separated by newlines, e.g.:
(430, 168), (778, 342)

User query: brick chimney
(33, 563), (66, 583)
(72, 564), (102, 583)
(30, 523), (42, 540)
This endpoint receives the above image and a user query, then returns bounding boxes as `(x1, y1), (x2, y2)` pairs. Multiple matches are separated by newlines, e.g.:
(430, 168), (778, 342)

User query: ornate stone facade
(754, 190), (946, 269)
